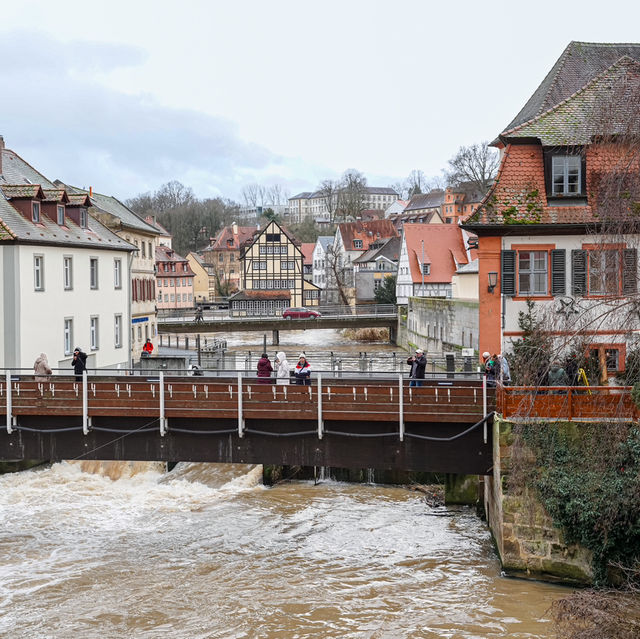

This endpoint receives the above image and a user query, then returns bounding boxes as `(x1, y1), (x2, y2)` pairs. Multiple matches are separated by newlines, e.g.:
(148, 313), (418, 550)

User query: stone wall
(484, 417), (593, 584)
(402, 296), (479, 354)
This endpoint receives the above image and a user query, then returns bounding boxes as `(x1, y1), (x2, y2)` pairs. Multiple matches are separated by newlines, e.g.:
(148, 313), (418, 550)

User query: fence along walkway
(500, 386), (638, 421)
(0, 373), (491, 434)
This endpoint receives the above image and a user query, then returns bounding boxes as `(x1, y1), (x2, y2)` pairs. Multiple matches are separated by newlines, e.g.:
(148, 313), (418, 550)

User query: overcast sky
(2, 0), (639, 202)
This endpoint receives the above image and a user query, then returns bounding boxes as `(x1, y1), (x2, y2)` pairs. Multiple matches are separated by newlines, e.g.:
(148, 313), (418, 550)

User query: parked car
(282, 307), (321, 319)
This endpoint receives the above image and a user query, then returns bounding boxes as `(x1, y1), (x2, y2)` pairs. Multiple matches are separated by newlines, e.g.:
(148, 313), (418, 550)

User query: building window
(90, 316), (99, 350)
(32, 201), (41, 223)
(421, 263), (430, 275)
(552, 155), (581, 196)
(176, 278), (181, 287)
(33, 255), (44, 291)
(57, 205), (65, 225)
(141, 242), (146, 258)
(353, 240), (363, 249)
(588, 250), (620, 295)
(266, 233), (281, 242)
(80, 208), (88, 228)
(114, 314), (122, 348)
(281, 261), (295, 269)
(63, 256), (73, 290)
(518, 251), (548, 296)
(219, 254), (224, 263)
(64, 318), (73, 355)
(254, 261), (267, 270)
(90, 258), (99, 289)
(114, 259), (122, 289)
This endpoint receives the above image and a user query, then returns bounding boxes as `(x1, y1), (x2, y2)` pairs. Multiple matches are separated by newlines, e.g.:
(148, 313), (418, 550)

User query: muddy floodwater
(0, 461), (570, 638)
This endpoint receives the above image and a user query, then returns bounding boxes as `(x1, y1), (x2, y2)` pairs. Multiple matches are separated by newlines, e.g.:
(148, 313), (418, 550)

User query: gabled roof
(155, 244), (194, 271)
(504, 42), (640, 133)
(206, 225), (257, 252)
(1, 184), (45, 199)
(144, 215), (172, 237)
(42, 189), (70, 203)
(289, 192), (312, 200)
(316, 235), (334, 252)
(59, 182), (160, 235)
(300, 242), (315, 264)
(501, 56), (640, 145)
(338, 219), (398, 251)
(353, 236), (401, 264)
(0, 148), (56, 188)
(404, 190), (445, 212)
(363, 186), (399, 196)
(402, 224), (474, 284)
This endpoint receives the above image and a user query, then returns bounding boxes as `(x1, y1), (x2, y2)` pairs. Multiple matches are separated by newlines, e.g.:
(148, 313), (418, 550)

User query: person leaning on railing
(407, 349), (426, 387)
(294, 354), (311, 386)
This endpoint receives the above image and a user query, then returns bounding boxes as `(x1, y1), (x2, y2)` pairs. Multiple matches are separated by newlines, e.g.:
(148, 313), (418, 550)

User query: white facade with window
(0, 244), (132, 369)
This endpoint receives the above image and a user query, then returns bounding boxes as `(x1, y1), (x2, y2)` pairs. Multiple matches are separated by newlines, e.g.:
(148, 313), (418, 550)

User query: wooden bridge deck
(0, 376), (494, 474)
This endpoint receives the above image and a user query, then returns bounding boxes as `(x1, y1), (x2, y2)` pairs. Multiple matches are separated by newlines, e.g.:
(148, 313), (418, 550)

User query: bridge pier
(272, 329), (280, 346)
(389, 324), (397, 345)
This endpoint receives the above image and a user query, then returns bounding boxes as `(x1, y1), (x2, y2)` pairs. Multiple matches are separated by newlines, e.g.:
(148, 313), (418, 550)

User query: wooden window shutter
(551, 249), (566, 295)
(622, 248), (638, 295)
(571, 249), (587, 295)
(501, 250), (516, 296)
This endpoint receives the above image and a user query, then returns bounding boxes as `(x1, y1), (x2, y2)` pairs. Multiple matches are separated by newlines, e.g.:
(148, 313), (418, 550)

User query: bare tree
(446, 141), (499, 191)
(317, 179), (341, 224)
(389, 181), (409, 200)
(241, 184), (260, 208)
(339, 169), (367, 220)
(325, 244), (352, 306)
(406, 169), (428, 197)
(267, 184), (288, 206)
(154, 180), (195, 213)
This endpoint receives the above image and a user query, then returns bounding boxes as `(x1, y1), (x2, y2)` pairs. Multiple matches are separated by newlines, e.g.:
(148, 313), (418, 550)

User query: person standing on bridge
(257, 353), (273, 383)
(407, 348), (426, 387)
(294, 354), (311, 385)
(275, 351), (290, 385)
(72, 347), (87, 381)
(34, 353), (52, 382)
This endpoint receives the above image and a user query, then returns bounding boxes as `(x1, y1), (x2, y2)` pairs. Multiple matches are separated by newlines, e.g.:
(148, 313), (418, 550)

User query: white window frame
(114, 258), (122, 289)
(80, 208), (88, 228)
(552, 155), (582, 196)
(114, 314), (122, 348)
(63, 256), (73, 290)
(90, 257), (99, 290)
(33, 254), (44, 291)
(57, 205), (65, 225)
(90, 316), (99, 350)
(64, 318), (73, 355)
(518, 250), (548, 296)
(32, 201), (41, 223)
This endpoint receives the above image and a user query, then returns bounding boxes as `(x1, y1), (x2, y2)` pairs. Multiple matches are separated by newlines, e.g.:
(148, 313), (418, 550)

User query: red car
(282, 307), (321, 319)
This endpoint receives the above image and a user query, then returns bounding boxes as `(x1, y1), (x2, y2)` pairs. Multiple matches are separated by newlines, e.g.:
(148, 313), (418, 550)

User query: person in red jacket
(142, 339), (154, 358)
(256, 353), (273, 384)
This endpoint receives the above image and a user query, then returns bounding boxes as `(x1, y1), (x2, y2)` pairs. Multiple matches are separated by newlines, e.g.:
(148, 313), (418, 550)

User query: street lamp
(487, 272), (498, 293)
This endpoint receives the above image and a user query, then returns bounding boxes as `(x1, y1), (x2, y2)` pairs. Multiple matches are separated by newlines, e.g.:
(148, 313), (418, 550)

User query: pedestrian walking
(257, 353), (273, 384)
(485, 353), (499, 387)
(274, 351), (290, 386)
(407, 348), (426, 387)
(71, 347), (87, 381)
(294, 354), (311, 386)
(142, 338), (154, 358)
(194, 307), (204, 323)
(34, 353), (52, 382)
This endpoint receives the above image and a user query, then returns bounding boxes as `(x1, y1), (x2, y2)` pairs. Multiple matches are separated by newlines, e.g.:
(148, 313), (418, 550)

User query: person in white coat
(275, 351), (290, 385)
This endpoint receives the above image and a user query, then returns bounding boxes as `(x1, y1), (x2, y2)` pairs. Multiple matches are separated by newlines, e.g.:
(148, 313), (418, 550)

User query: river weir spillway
(0, 461), (569, 638)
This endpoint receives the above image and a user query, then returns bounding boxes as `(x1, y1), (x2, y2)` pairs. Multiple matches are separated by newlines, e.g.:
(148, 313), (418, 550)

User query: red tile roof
(338, 219), (398, 251)
(229, 289), (291, 301)
(300, 242), (315, 264)
(208, 225), (257, 251)
(403, 224), (476, 284)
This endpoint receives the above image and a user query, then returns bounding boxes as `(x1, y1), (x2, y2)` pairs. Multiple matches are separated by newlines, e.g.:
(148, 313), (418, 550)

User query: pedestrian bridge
(0, 372), (493, 474)
(157, 304), (399, 344)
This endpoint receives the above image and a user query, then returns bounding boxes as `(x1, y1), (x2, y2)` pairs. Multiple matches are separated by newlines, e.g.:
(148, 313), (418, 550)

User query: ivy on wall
(514, 422), (640, 585)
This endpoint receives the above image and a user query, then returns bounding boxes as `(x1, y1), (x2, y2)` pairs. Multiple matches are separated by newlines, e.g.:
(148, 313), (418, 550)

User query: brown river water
(0, 460), (570, 638)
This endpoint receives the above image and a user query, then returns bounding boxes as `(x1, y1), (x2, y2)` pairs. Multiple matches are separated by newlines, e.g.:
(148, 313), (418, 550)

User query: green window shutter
(622, 248), (638, 295)
(551, 249), (566, 296)
(501, 250), (516, 296)
(571, 249), (587, 296)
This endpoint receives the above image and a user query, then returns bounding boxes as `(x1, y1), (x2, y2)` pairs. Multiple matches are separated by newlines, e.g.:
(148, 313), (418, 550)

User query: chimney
(232, 222), (238, 235)
(0, 135), (4, 177)
(89, 186), (93, 197)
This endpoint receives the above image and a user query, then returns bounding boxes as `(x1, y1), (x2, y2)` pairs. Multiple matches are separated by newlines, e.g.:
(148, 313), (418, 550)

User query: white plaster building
(311, 236), (334, 290)
(0, 140), (135, 369)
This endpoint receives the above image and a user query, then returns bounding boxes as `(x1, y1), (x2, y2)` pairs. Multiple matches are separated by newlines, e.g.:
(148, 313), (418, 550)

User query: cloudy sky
(2, 0), (639, 202)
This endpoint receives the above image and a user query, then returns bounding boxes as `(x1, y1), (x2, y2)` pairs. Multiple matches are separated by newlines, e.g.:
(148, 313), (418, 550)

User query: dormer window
(552, 155), (582, 196)
(32, 201), (41, 223)
(57, 205), (65, 225)
(353, 239), (363, 249)
(80, 208), (88, 228)
(421, 263), (430, 275)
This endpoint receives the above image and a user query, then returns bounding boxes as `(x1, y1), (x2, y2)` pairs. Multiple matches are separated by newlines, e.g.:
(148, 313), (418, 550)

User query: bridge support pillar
(444, 474), (479, 505)
(272, 329), (280, 346)
(389, 324), (397, 345)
